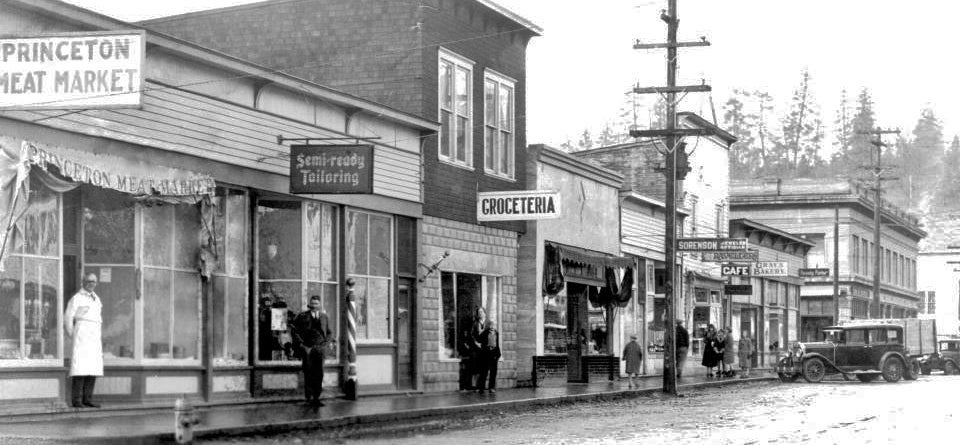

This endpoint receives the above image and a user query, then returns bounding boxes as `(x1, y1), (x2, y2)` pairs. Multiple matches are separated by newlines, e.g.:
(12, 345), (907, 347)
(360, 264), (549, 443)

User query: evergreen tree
(751, 90), (778, 176)
(576, 129), (595, 151)
(843, 88), (877, 178)
(597, 123), (619, 147)
(902, 108), (945, 208)
(933, 136), (960, 210)
(779, 69), (824, 178)
(722, 89), (760, 179)
(830, 88), (853, 172)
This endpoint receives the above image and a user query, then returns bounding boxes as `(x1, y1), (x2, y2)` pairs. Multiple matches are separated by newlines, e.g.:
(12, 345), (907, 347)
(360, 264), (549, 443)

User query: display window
(440, 271), (501, 360)
(211, 187), (248, 367)
(346, 209), (392, 343)
(0, 177), (61, 365)
(256, 199), (339, 364)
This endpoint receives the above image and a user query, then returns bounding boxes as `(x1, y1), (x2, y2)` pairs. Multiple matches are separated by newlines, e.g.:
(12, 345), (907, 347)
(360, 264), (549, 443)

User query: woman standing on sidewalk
(701, 324), (720, 377)
(721, 327), (736, 377)
(738, 330), (755, 378)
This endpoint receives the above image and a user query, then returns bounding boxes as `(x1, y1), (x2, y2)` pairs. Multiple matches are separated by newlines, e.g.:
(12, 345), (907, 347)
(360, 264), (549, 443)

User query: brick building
(144, 0), (542, 392)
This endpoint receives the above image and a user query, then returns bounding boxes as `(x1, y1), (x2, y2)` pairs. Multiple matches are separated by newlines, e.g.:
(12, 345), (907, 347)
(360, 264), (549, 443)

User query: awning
(557, 244), (634, 269)
(544, 242), (635, 307)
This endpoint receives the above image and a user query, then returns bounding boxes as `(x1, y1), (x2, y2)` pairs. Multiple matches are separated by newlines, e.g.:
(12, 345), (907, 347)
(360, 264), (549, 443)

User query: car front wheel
(802, 358), (826, 383)
(882, 358), (904, 382)
(945, 361), (959, 375)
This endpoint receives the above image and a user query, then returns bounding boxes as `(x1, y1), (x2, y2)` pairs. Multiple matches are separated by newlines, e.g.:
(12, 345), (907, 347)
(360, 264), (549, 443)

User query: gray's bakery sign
(290, 145), (374, 194)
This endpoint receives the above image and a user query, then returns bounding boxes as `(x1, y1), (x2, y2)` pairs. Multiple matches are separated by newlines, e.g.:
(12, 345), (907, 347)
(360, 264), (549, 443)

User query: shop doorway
(396, 278), (415, 390)
(566, 282), (588, 382)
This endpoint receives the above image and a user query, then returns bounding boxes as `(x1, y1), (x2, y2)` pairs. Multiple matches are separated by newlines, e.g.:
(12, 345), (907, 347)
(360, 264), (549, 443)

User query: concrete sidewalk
(0, 371), (775, 444)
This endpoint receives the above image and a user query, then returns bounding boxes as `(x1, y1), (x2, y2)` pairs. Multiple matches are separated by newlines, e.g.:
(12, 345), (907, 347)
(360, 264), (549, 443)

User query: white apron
(64, 290), (104, 377)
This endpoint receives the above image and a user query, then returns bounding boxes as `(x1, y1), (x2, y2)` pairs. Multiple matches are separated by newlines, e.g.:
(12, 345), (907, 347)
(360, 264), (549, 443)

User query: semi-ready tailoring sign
(477, 190), (561, 221)
(0, 31), (145, 109)
(289, 144), (374, 194)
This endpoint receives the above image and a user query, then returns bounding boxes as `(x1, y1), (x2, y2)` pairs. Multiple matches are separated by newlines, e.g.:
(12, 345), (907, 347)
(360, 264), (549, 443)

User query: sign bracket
(277, 135), (381, 145)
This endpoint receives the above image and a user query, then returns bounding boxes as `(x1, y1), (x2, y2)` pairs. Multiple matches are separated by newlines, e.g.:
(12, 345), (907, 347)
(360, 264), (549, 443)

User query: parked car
(919, 339), (960, 375)
(777, 319), (934, 384)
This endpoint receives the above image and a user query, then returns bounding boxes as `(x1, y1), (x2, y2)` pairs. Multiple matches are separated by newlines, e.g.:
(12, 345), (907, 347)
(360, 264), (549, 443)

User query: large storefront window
(543, 287), (567, 355)
(81, 186), (202, 363)
(346, 209), (391, 342)
(256, 199), (338, 363)
(0, 178), (61, 363)
(440, 271), (501, 359)
(212, 187), (248, 366)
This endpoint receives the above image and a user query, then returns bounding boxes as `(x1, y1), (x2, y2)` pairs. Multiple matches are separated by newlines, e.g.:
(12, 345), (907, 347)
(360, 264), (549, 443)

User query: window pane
(483, 276), (499, 326)
(83, 187), (135, 264)
(257, 281), (301, 362)
(499, 131), (512, 174)
(175, 204), (201, 270)
(455, 67), (469, 115)
(257, 201), (301, 280)
(456, 116), (468, 162)
(143, 268), (172, 358)
(226, 192), (247, 277)
(306, 203), (336, 282)
(29, 180), (59, 257)
(34, 259), (59, 359)
(440, 111), (452, 158)
(369, 215), (392, 278)
(0, 257), (22, 360)
(321, 205), (336, 281)
(484, 80), (497, 126)
(346, 211), (369, 275)
(543, 286), (567, 355)
(441, 272), (456, 359)
(91, 266), (135, 359)
(173, 271), (200, 360)
(500, 85), (513, 131)
(440, 61), (453, 109)
(485, 127), (496, 170)
(143, 205), (173, 267)
(212, 276), (226, 359)
(355, 277), (391, 340)
(226, 277), (247, 362)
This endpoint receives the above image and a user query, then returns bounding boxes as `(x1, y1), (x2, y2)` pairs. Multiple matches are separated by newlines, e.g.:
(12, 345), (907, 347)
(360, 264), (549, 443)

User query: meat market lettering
(0, 38), (134, 63)
(476, 191), (561, 221)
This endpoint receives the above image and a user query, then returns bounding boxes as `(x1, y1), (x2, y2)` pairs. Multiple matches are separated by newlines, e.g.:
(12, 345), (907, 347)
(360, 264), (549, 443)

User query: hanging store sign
(701, 249), (759, 263)
(289, 144), (374, 194)
(798, 268), (830, 277)
(677, 237), (748, 251)
(0, 31), (145, 109)
(477, 190), (561, 221)
(752, 261), (789, 277)
(723, 284), (753, 295)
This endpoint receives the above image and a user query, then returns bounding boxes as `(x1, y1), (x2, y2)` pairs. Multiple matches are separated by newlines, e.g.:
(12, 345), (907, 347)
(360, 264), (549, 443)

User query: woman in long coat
(722, 328), (737, 377)
(700, 324), (720, 376)
(738, 330), (755, 378)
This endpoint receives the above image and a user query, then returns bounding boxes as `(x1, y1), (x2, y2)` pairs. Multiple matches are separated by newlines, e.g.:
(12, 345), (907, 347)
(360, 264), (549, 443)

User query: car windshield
(822, 330), (842, 343)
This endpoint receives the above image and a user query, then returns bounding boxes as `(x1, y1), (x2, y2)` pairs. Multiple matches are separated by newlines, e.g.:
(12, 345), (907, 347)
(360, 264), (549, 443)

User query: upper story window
(483, 70), (515, 179)
(439, 49), (473, 168)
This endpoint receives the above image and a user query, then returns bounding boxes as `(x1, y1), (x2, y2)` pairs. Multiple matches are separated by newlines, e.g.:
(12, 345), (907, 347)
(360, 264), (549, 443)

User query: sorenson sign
(477, 190), (561, 221)
(0, 31), (145, 109)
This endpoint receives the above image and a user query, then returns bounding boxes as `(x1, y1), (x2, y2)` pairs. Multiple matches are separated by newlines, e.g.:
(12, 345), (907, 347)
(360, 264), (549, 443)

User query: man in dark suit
(292, 295), (334, 406)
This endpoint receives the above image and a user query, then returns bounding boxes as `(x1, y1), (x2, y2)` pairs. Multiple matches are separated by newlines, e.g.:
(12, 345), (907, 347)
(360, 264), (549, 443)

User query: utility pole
(858, 127), (900, 319)
(630, 0), (710, 395)
(833, 204), (840, 324)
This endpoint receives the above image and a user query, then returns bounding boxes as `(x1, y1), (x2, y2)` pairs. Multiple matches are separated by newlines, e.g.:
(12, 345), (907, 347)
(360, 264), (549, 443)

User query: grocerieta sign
(0, 31), (145, 109)
(289, 144), (374, 194)
(477, 190), (561, 221)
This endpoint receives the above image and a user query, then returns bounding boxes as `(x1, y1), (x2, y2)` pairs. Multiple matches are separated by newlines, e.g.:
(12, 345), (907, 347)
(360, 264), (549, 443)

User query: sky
(62, 0), (960, 153)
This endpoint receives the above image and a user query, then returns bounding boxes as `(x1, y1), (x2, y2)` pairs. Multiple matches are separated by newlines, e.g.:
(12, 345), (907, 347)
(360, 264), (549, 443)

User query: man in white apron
(64, 273), (104, 408)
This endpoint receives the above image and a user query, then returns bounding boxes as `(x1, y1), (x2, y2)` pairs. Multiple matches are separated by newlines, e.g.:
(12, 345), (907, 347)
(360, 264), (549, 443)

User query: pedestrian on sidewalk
(476, 319), (501, 393)
(701, 324), (720, 377)
(739, 330), (755, 378)
(722, 327), (736, 377)
(676, 319), (689, 378)
(461, 306), (486, 392)
(292, 295), (334, 407)
(64, 273), (104, 408)
(622, 334), (643, 387)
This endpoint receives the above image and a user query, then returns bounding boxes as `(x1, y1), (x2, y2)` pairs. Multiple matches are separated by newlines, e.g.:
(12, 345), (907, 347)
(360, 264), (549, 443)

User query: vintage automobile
(777, 322), (920, 383)
(919, 339), (960, 375)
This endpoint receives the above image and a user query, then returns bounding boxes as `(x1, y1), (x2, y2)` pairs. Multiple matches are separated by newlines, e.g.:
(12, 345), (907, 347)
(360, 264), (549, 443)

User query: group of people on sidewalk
(459, 307), (502, 393)
(700, 324), (755, 379)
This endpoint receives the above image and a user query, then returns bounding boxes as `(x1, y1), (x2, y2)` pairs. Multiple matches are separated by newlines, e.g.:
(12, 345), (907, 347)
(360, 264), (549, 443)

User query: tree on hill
(722, 89), (760, 179)
(779, 69), (824, 178)
(932, 135), (960, 210)
(901, 108), (945, 208)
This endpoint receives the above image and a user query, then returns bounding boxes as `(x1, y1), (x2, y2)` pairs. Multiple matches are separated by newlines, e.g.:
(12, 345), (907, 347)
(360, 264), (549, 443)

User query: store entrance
(566, 282), (588, 382)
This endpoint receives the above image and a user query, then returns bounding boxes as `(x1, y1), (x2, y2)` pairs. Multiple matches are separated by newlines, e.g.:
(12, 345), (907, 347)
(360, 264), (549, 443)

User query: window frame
(483, 69), (516, 179)
(346, 208), (393, 345)
(438, 48), (474, 169)
(439, 271), (502, 362)
(211, 186), (249, 368)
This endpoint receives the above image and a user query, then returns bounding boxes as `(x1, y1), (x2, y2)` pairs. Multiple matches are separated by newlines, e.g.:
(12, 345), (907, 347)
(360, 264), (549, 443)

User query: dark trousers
(301, 346), (326, 400)
(476, 351), (499, 391)
(71, 376), (97, 405)
(459, 356), (476, 390)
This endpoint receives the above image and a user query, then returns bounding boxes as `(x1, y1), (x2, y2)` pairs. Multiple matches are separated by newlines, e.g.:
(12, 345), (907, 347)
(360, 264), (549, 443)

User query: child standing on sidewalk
(622, 334), (643, 388)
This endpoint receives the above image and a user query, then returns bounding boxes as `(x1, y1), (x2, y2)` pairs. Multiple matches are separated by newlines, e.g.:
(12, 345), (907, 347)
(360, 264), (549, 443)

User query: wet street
(203, 375), (960, 445)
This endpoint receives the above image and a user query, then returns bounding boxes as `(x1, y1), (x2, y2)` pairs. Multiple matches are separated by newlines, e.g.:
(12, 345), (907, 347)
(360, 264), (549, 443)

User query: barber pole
(343, 278), (358, 400)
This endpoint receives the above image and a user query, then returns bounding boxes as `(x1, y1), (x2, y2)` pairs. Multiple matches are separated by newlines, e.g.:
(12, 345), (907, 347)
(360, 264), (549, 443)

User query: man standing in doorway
(64, 273), (103, 408)
(675, 319), (689, 378)
(292, 295), (334, 406)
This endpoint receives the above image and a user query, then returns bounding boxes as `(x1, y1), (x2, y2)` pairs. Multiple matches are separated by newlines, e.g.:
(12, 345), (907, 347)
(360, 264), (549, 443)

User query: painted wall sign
(677, 237), (748, 251)
(289, 144), (374, 194)
(477, 190), (561, 221)
(752, 261), (789, 277)
(798, 268), (831, 277)
(0, 31), (145, 109)
(701, 249), (759, 263)
(724, 284), (753, 295)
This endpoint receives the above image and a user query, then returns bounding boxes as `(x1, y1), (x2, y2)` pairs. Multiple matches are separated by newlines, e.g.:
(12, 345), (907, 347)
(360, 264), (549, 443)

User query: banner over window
(0, 31), (145, 109)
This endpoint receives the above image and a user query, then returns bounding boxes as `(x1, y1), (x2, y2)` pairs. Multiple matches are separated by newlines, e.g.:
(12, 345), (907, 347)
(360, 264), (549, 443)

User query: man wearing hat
(675, 319), (690, 378)
(622, 334), (643, 388)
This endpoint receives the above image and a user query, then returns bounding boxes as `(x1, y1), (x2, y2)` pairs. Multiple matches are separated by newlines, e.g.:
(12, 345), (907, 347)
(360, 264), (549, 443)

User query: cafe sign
(477, 190), (561, 221)
(0, 31), (145, 109)
(289, 145), (374, 194)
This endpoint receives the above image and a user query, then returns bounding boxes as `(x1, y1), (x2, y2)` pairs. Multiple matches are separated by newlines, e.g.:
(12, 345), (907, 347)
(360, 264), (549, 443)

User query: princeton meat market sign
(477, 190), (561, 221)
(0, 31), (145, 109)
